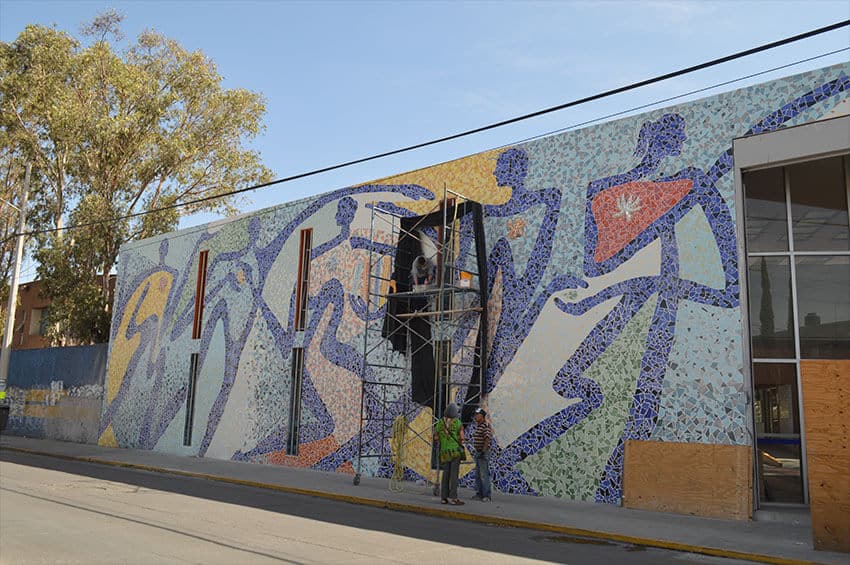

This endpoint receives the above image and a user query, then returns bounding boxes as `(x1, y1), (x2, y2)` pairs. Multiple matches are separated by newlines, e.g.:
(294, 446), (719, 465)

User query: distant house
(6, 280), (52, 350)
(3, 276), (116, 350)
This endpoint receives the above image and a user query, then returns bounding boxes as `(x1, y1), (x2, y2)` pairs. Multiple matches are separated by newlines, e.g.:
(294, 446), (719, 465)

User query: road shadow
(1, 449), (667, 564)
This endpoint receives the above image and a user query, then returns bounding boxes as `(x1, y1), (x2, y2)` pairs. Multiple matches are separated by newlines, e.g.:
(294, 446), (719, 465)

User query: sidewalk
(0, 435), (845, 565)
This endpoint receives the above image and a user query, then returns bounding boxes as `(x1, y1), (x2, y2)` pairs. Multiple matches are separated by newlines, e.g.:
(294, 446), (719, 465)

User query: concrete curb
(1, 444), (824, 565)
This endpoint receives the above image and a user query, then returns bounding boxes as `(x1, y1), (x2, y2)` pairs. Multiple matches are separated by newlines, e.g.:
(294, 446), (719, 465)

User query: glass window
(795, 255), (850, 359)
(38, 307), (50, 336)
(748, 257), (795, 358)
(788, 156), (849, 252)
(183, 353), (200, 447)
(286, 347), (305, 456)
(753, 363), (800, 435)
(28, 308), (43, 336)
(744, 167), (788, 252)
(753, 363), (803, 504)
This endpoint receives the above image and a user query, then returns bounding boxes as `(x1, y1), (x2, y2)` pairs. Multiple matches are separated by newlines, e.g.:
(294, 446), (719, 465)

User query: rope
(389, 414), (408, 492)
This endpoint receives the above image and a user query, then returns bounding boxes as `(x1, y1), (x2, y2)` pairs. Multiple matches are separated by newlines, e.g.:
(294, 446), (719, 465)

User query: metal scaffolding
(353, 186), (487, 489)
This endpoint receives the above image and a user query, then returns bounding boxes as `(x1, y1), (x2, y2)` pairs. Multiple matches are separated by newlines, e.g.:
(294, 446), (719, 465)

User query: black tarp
(381, 201), (488, 422)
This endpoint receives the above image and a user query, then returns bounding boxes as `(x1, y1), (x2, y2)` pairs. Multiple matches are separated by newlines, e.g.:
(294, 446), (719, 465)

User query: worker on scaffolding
(411, 255), (435, 287)
(410, 255), (435, 311)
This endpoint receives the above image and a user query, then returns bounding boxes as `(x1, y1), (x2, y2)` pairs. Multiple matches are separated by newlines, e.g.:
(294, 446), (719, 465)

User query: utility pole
(1, 162), (31, 403)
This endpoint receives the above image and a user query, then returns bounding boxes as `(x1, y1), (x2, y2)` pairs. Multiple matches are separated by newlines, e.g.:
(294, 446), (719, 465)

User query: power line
(11, 19), (850, 239)
(506, 46), (850, 148)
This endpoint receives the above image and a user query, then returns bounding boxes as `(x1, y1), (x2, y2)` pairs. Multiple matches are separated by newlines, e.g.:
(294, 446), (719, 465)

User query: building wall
(7, 280), (52, 350)
(5, 344), (108, 443)
(100, 64), (850, 505)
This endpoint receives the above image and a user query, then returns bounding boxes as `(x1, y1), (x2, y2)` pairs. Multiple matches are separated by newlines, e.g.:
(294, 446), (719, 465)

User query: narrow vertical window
(294, 229), (313, 331)
(192, 250), (209, 340)
(183, 353), (200, 446)
(286, 348), (305, 455)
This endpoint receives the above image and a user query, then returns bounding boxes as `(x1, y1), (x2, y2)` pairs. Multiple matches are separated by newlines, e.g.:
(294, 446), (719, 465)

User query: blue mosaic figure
(468, 148), (582, 493)
(480, 113), (739, 499)
(490, 73), (848, 502)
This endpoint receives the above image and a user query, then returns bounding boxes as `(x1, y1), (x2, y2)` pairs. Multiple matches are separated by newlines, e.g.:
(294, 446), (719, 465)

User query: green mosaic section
(675, 206), (725, 290)
(517, 294), (658, 500)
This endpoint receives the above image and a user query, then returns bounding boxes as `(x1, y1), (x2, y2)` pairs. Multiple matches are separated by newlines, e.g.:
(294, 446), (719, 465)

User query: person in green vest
(435, 403), (465, 505)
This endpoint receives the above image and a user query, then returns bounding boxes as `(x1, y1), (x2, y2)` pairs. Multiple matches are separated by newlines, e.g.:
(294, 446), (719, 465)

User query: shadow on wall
(3, 345), (107, 444)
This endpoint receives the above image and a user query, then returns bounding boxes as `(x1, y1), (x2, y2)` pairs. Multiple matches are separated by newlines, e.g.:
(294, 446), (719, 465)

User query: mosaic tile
(517, 294), (657, 500)
(100, 64), (850, 506)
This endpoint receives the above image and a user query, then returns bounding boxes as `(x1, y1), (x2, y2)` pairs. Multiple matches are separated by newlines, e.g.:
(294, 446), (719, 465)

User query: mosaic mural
(101, 64), (850, 504)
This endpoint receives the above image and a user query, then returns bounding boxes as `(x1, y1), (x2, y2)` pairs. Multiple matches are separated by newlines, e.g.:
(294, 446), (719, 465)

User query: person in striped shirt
(471, 408), (492, 501)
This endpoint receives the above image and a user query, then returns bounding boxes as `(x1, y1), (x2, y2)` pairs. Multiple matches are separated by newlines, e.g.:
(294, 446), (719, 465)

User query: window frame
(734, 115), (850, 509)
(192, 250), (209, 340)
(286, 347), (305, 456)
(294, 229), (313, 332)
(183, 353), (200, 447)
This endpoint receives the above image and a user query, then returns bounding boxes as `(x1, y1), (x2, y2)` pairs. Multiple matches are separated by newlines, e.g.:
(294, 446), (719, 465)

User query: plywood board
(623, 440), (752, 520)
(801, 360), (850, 553)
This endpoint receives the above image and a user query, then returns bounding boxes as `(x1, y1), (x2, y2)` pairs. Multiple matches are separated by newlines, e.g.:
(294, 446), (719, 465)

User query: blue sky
(2, 1), (849, 262)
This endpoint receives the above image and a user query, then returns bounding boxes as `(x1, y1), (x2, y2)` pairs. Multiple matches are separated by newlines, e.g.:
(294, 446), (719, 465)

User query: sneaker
(470, 494), (483, 501)
(482, 497), (491, 502)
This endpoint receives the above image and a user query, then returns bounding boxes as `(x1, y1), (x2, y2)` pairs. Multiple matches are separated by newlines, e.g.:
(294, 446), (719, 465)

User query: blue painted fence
(4, 344), (108, 443)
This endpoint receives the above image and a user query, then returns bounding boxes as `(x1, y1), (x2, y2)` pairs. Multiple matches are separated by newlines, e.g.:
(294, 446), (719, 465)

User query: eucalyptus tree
(0, 11), (272, 344)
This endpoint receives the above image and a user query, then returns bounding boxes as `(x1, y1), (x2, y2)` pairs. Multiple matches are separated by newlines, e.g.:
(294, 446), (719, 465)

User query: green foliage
(1, 12), (273, 345)
(36, 241), (112, 344)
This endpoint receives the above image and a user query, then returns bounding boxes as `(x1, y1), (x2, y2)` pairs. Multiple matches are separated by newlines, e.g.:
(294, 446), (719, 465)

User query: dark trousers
(440, 457), (460, 500)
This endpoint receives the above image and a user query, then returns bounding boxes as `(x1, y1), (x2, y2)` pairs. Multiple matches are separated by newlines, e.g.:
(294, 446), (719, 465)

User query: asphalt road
(0, 450), (748, 565)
